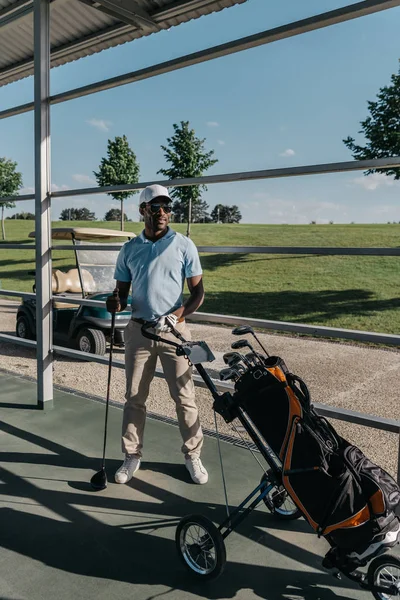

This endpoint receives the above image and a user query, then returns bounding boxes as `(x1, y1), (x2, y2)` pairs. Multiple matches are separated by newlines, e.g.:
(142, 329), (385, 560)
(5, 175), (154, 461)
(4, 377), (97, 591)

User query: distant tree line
(6, 211), (35, 220)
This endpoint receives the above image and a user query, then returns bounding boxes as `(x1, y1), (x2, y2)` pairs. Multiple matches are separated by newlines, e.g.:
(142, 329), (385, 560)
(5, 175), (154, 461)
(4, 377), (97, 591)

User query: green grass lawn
(0, 220), (399, 335)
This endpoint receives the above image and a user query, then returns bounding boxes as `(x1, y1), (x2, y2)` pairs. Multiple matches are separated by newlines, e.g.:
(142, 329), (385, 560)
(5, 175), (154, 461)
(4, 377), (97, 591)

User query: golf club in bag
(90, 292), (117, 491)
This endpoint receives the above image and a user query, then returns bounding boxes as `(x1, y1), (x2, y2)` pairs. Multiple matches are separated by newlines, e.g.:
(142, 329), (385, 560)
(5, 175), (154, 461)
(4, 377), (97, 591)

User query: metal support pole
(34, 0), (53, 409)
(186, 197), (192, 238)
(397, 430), (400, 486)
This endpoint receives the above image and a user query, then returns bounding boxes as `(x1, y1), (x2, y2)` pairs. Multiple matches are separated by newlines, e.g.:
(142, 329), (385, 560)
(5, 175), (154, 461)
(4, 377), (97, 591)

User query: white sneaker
(115, 454), (141, 484)
(185, 456), (208, 484)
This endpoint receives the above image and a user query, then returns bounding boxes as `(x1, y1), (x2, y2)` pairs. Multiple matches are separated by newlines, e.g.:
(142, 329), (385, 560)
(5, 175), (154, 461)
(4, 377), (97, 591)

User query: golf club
(230, 364), (246, 379)
(232, 339), (265, 365)
(219, 367), (236, 381)
(90, 291), (117, 491)
(224, 350), (252, 368)
(223, 351), (241, 366)
(245, 351), (262, 367)
(236, 363), (247, 375)
(231, 325), (270, 357)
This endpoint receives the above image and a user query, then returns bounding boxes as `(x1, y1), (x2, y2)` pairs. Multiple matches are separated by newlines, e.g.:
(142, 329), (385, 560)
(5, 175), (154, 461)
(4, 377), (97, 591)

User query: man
(106, 183), (208, 485)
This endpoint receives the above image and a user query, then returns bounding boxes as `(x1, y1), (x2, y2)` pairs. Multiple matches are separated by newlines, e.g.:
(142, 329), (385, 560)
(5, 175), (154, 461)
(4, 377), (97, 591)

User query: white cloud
(51, 183), (69, 192)
(20, 186), (35, 194)
(369, 203), (400, 216)
(72, 174), (96, 185)
(217, 140), (225, 146)
(87, 118), (112, 132)
(206, 121), (219, 127)
(351, 172), (396, 191)
(244, 194), (342, 224)
(279, 148), (295, 157)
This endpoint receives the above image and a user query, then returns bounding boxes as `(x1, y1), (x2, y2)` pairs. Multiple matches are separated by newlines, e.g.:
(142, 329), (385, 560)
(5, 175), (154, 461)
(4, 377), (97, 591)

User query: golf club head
(231, 339), (252, 351)
(232, 325), (254, 336)
(245, 352), (259, 366)
(223, 351), (242, 366)
(230, 351), (252, 368)
(219, 367), (236, 381)
(90, 467), (108, 491)
(230, 365), (246, 380)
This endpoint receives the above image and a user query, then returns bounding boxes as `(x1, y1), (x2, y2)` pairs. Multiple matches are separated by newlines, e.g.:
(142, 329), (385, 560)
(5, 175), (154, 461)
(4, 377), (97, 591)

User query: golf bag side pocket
(282, 418), (371, 541)
(326, 443), (400, 549)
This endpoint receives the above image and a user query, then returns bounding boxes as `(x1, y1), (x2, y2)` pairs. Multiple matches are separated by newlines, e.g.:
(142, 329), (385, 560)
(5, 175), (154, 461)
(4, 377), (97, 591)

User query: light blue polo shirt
(114, 227), (203, 321)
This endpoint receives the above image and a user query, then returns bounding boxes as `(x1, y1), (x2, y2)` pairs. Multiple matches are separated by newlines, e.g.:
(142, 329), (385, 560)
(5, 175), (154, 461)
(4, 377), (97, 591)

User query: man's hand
(106, 288), (121, 314)
(155, 314), (179, 334)
(165, 313), (179, 330)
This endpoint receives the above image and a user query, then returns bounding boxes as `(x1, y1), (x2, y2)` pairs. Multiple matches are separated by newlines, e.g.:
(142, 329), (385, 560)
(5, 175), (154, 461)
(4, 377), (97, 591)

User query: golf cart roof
(29, 227), (136, 241)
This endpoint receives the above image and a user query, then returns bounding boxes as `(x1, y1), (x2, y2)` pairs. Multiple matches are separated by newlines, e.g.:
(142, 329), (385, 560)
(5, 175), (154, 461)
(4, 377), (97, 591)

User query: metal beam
(0, 333), (399, 434)
(51, 245), (400, 256)
(0, 290), (36, 298)
(187, 312), (400, 346)
(4, 156), (400, 204)
(0, 244), (35, 249)
(2, 0), (400, 115)
(2, 242), (399, 256)
(34, 0), (53, 409)
(0, 330), (398, 481)
(195, 247), (400, 256)
(80, 0), (158, 30)
(49, 156), (400, 199)
(0, 0), (33, 28)
(3, 286), (399, 346)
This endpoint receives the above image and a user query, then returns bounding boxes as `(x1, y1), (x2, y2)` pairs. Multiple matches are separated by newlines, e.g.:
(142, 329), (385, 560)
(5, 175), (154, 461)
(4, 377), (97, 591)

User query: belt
(132, 317), (185, 325)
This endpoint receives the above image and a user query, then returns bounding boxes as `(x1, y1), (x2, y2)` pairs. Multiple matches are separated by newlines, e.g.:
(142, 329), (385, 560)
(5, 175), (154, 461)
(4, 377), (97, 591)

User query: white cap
(140, 184), (171, 204)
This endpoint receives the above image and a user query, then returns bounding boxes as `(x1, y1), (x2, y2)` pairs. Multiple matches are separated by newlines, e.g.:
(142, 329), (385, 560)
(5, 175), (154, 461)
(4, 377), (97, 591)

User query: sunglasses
(148, 203), (172, 214)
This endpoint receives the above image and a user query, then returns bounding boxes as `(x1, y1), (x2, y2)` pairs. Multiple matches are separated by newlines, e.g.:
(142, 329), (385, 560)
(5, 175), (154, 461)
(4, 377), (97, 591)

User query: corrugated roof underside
(0, 0), (247, 87)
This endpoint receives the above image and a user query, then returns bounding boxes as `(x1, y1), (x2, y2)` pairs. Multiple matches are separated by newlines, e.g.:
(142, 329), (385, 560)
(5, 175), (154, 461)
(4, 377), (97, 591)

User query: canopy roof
(0, 0), (246, 87)
(29, 227), (136, 240)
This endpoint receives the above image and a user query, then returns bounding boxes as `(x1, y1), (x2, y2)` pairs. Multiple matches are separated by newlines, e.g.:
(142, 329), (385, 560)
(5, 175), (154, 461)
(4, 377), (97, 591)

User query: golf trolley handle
(140, 321), (181, 348)
(140, 322), (221, 400)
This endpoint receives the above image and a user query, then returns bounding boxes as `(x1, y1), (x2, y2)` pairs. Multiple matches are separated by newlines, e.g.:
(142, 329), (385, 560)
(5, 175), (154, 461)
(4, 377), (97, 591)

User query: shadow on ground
(202, 289), (400, 324)
(200, 253), (314, 272)
(0, 419), (358, 600)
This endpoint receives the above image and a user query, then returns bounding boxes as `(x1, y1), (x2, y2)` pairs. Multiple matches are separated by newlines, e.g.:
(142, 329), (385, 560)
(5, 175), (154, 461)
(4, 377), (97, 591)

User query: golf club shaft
(252, 332), (270, 357)
(101, 310), (116, 469)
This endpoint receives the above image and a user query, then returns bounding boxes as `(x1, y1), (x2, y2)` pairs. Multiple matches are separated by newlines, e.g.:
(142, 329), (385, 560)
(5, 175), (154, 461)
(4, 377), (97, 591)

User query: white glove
(165, 314), (179, 330)
(155, 314), (178, 334)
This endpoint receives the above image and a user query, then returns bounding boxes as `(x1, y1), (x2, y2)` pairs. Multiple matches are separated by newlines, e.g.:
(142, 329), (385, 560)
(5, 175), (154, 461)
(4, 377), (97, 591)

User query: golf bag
(232, 356), (400, 552)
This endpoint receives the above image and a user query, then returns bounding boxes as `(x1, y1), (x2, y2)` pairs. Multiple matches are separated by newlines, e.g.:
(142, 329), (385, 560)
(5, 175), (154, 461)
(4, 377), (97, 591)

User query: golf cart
(16, 227), (134, 355)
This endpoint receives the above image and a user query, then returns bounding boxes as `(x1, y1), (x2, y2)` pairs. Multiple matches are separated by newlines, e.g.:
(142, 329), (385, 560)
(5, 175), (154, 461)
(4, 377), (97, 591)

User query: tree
(210, 204), (242, 223)
(0, 157), (23, 240)
(7, 212), (35, 220)
(343, 63), (400, 180)
(158, 121), (218, 237)
(104, 208), (129, 222)
(59, 207), (96, 221)
(172, 198), (210, 224)
(94, 135), (140, 231)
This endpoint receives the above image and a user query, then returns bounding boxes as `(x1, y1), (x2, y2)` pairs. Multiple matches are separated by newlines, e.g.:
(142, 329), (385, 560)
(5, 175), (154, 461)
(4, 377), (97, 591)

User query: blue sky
(1, 0), (400, 224)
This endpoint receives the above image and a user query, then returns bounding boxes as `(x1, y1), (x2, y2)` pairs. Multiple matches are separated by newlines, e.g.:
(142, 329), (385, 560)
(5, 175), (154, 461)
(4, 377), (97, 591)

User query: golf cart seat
(52, 268), (96, 309)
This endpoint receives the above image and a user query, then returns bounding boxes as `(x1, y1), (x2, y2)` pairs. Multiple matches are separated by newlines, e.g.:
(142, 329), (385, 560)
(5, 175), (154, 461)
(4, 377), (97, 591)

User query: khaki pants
(122, 319), (204, 458)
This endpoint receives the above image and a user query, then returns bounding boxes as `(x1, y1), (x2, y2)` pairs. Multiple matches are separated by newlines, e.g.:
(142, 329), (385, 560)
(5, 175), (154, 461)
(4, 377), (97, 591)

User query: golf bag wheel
(175, 514), (226, 580)
(16, 315), (35, 340)
(76, 328), (107, 355)
(261, 474), (302, 521)
(367, 553), (400, 600)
